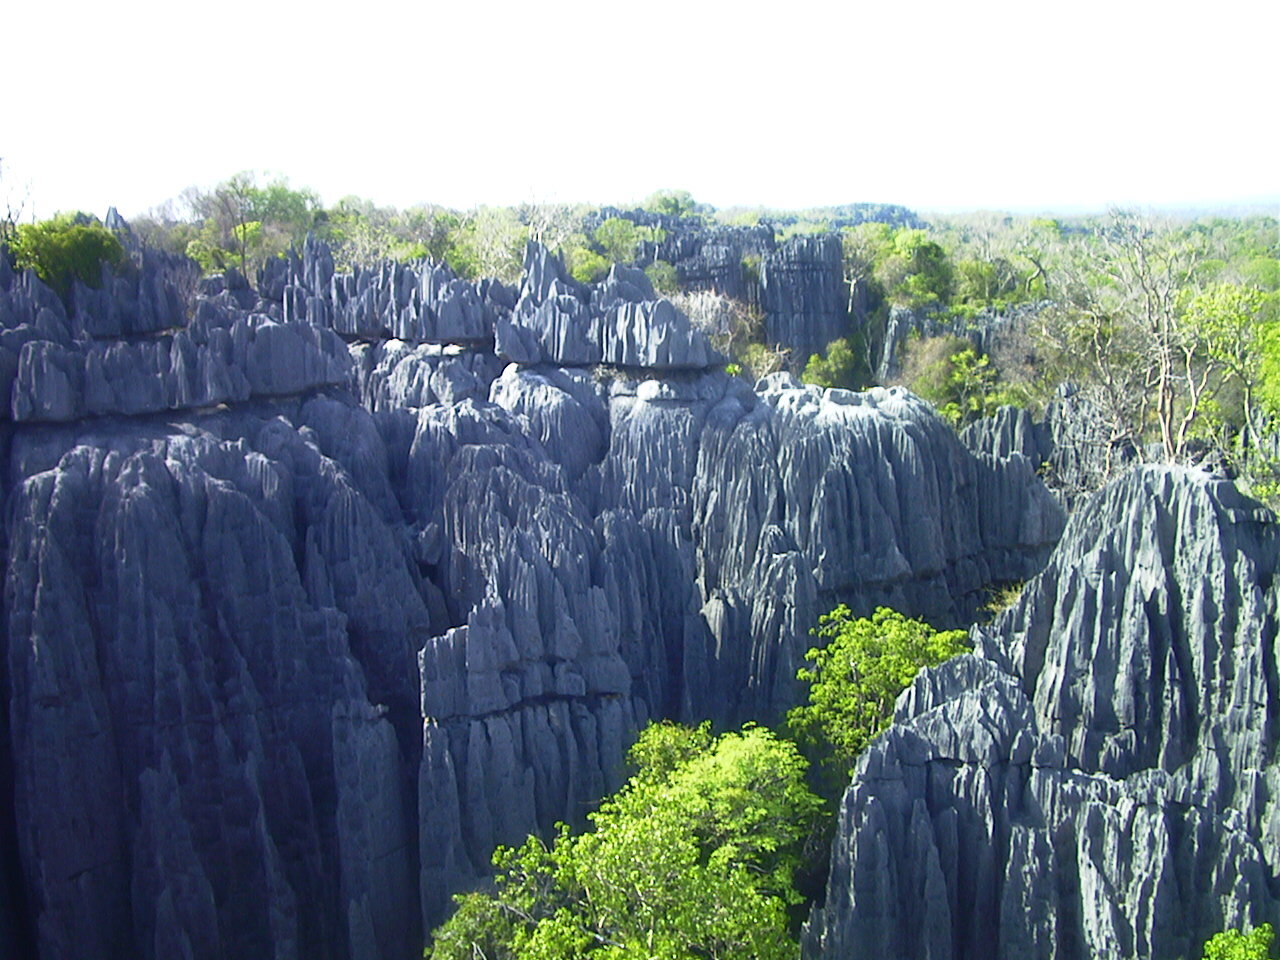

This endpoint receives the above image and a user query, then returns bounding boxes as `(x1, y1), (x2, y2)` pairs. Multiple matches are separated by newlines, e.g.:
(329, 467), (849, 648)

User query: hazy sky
(4, 0), (1277, 220)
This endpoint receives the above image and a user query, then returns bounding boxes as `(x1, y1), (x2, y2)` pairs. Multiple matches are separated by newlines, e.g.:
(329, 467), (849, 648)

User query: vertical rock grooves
(804, 467), (1280, 960)
(0, 238), (1063, 959)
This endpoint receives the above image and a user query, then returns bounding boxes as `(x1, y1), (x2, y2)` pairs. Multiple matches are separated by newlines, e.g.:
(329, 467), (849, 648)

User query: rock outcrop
(961, 388), (1136, 509)
(0, 233), (1064, 960)
(688, 375), (1062, 722)
(804, 466), (1280, 960)
(760, 235), (849, 365)
(274, 234), (516, 344)
(496, 249), (722, 370)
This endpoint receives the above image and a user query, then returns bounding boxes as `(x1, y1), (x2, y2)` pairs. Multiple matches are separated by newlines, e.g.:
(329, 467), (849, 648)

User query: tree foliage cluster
(563, 217), (668, 285)
(1020, 211), (1280, 495)
(7, 212), (126, 300)
(428, 722), (822, 960)
(1203, 923), (1276, 960)
(899, 334), (1024, 427)
(801, 336), (870, 391)
(842, 224), (956, 311)
(836, 209), (1280, 495)
(786, 606), (969, 785)
(132, 177), (706, 291)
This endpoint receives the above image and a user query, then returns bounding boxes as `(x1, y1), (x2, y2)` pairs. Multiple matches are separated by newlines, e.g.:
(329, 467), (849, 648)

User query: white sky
(4, 0), (1277, 220)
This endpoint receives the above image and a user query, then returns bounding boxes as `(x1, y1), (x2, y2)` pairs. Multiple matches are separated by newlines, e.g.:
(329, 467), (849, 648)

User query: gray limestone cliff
(0, 234), (1063, 960)
(760, 235), (848, 365)
(961, 388), (1136, 509)
(804, 466), (1280, 960)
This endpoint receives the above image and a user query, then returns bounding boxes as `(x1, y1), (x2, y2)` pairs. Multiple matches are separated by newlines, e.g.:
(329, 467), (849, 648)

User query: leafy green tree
(1203, 923), (1275, 960)
(643, 189), (698, 218)
(593, 217), (641, 264)
(9, 213), (126, 300)
(787, 606), (969, 783)
(427, 722), (822, 960)
(644, 258), (679, 295)
(623, 719), (713, 778)
(392, 204), (467, 264)
(901, 335), (1016, 427)
(1181, 283), (1268, 451)
(802, 337), (869, 391)
(840, 221), (894, 287)
(183, 171), (322, 276)
(840, 224), (955, 311)
(1242, 257), (1280, 291)
(446, 207), (528, 284)
(519, 202), (584, 257)
(567, 246), (609, 284)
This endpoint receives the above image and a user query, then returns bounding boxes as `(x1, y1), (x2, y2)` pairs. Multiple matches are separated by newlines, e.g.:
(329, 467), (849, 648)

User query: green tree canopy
(901, 335), (1017, 428)
(644, 258), (679, 295)
(593, 217), (641, 264)
(643, 189), (698, 218)
(1203, 923), (1276, 960)
(840, 224), (956, 311)
(802, 337), (869, 391)
(444, 207), (528, 284)
(9, 213), (126, 300)
(426, 721), (823, 960)
(183, 171), (322, 276)
(787, 606), (969, 784)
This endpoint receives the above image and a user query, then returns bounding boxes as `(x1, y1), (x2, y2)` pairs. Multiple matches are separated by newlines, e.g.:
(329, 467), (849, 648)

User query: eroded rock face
(961, 390), (1138, 509)
(274, 234), (516, 344)
(496, 247), (723, 370)
(0, 236), (1064, 960)
(689, 375), (1063, 723)
(6, 410), (424, 960)
(804, 467), (1280, 960)
(760, 235), (848, 365)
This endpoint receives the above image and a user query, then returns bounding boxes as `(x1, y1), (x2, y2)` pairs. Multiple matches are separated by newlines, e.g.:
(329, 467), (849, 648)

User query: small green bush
(802, 337), (869, 391)
(10, 214), (126, 299)
(645, 258), (679, 295)
(567, 246), (609, 284)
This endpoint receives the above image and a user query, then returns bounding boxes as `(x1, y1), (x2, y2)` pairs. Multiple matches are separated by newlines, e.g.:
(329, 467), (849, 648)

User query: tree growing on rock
(787, 606), (969, 786)
(8, 213), (126, 300)
(802, 337), (869, 391)
(426, 721), (822, 960)
(183, 171), (323, 276)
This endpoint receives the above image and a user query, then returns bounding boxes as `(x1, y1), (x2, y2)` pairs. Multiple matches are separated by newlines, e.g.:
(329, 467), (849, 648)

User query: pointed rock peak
(519, 241), (583, 305)
(104, 207), (133, 237)
(601, 263), (655, 304)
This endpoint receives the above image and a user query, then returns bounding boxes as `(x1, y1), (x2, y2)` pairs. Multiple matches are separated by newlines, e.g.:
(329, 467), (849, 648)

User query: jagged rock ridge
(804, 466), (1280, 960)
(961, 390), (1137, 508)
(0, 234), (1062, 960)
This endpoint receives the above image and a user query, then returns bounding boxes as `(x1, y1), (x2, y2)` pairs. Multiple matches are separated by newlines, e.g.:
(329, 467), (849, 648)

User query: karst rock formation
(2, 223), (1261, 960)
(804, 466), (1280, 959)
